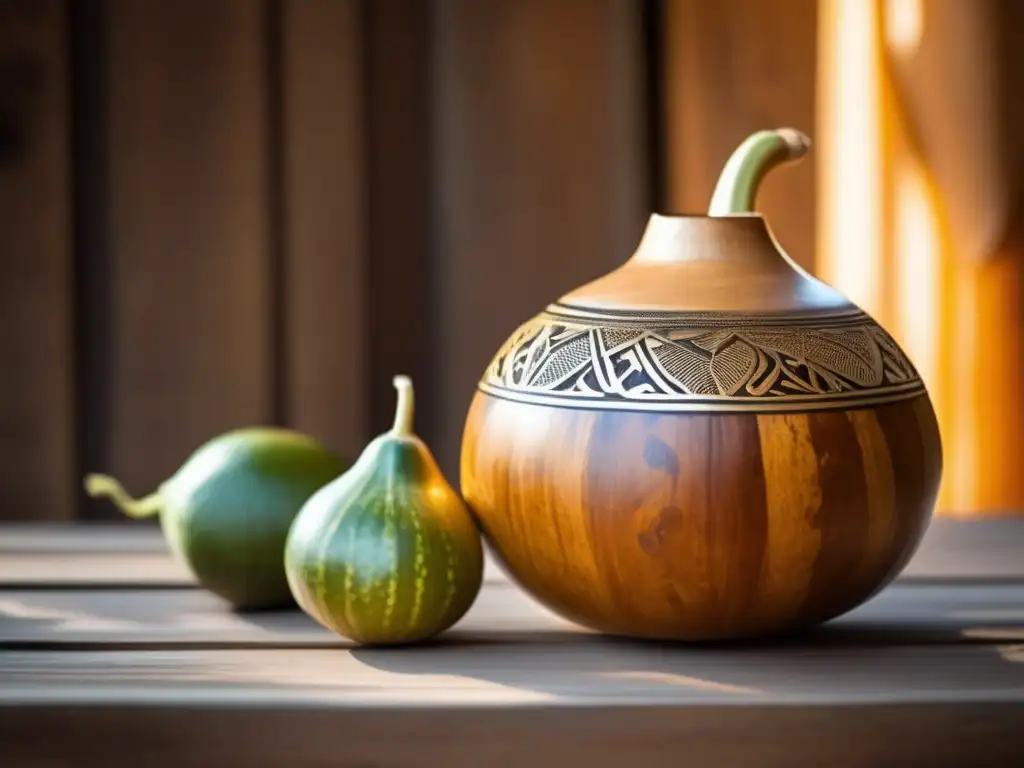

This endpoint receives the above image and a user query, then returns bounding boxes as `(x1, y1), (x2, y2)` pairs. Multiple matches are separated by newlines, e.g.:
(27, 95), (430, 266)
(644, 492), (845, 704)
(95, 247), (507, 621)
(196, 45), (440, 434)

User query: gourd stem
(708, 128), (811, 215)
(390, 374), (415, 437)
(83, 474), (162, 519)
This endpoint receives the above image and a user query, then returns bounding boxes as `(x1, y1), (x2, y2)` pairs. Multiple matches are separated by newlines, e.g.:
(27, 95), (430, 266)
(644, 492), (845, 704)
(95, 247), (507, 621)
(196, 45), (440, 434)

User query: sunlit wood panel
(816, 0), (884, 318)
(819, 0), (1024, 516)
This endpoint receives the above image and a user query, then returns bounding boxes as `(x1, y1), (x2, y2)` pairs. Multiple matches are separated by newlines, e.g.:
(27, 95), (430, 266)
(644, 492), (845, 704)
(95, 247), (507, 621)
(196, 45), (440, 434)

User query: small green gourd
(285, 375), (484, 645)
(84, 428), (346, 610)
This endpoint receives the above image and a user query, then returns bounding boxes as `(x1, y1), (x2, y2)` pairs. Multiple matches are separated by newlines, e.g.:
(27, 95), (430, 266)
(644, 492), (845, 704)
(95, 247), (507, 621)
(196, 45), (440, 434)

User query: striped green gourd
(284, 375), (484, 645)
(84, 429), (346, 610)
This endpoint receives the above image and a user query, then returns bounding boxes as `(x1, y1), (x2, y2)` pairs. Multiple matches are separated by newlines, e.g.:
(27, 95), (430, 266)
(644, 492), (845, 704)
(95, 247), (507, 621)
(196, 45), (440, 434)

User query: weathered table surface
(1, 519), (1023, 767)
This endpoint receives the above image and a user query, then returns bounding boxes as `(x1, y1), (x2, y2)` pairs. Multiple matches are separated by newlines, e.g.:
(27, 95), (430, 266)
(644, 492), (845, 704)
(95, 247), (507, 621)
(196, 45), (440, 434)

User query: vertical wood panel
(280, 0), (367, 462)
(663, 0), (818, 270)
(364, 0), (436, 444)
(0, 0), (74, 520)
(434, 0), (650, 479)
(88, 0), (273, 507)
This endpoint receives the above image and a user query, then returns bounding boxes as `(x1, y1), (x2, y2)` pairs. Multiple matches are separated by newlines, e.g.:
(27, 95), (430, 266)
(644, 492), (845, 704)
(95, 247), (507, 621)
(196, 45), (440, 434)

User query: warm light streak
(819, 0), (1024, 515)
(950, 271), (978, 513)
(893, 160), (939, 393)
(884, 0), (924, 54)
(817, 0), (882, 316)
(603, 670), (761, 695)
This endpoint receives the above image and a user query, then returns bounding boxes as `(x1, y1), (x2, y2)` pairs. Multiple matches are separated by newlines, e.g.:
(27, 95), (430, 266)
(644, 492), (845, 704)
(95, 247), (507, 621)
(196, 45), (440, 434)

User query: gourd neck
(629, 213), (791, 269)
(557, 212), (851, 314)
(554, 126), (852, 313)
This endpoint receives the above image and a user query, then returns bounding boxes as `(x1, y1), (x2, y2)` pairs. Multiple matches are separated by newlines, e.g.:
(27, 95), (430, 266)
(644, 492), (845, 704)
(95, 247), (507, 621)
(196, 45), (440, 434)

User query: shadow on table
(348, 617), (1024, 703)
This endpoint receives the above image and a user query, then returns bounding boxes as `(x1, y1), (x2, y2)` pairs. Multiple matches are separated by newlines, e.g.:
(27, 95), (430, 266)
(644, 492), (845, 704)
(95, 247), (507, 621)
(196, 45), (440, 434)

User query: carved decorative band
(478, 307), (926, 413)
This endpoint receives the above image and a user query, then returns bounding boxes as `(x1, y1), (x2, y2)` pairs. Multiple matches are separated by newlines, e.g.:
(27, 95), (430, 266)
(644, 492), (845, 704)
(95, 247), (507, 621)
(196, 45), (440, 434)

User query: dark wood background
(0, 0), (817, 521)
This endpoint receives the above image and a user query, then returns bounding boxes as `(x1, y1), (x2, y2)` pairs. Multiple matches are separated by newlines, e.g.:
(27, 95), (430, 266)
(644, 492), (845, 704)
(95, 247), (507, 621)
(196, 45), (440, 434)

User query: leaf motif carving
(690, 330), (735, 352)
(601, 327), (647, 352)
(649, 340), (717, 395)
(528, 332), (593, 389)
(710, 338), (757, 396)
(745, 347), (779, 396)
(740, 330), (882, 387)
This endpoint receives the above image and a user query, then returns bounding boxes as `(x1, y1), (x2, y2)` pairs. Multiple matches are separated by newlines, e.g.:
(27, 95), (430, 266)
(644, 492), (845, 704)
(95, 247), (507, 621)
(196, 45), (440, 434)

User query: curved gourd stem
(83, 474), (162, 518)
(708, 128), (811, 215)
(390, 375), (415, 438)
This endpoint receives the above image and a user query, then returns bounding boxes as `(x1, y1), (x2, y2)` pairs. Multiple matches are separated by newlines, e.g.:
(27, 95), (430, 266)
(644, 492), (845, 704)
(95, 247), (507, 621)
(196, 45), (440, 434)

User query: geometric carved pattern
(478, 303), (926, 412)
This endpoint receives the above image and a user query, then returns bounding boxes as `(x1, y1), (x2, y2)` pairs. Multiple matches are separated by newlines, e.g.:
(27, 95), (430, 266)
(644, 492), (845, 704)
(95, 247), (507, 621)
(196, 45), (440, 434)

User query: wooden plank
(3, 642), (1024, 706)
(430, 0), (650, 476)
(662, 0), (818, 270)
(1, 702), (1022, 768)
(0, 523), (167, 553)
(903, 518), (1024, 580)
(0, 1), (74, 520)
(0, 553), (192, 587)
(1, 518), (1023, 585)
(279, 0), (367, 461)
(0, 578), (567, 646)
(82, 0), (274, 515)
(0, 548), (508, 589)
(1, 580), (1023, 648)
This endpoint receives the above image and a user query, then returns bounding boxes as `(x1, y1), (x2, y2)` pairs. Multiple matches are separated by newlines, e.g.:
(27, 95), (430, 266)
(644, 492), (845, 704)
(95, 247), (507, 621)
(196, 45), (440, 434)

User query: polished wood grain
(461, 392), (942, 640)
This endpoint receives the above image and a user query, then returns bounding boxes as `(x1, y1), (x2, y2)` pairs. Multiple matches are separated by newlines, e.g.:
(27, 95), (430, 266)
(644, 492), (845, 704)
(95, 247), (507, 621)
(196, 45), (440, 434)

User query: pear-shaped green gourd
(285, 375), (484, 646)
(84, 429), (346, 610)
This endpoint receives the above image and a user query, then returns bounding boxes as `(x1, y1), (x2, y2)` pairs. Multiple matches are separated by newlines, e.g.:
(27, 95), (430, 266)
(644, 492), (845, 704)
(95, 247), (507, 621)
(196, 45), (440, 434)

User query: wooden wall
(0, 0), (653, 521)
(0, 0), (74, 521)
(12, 0), (1024, 520)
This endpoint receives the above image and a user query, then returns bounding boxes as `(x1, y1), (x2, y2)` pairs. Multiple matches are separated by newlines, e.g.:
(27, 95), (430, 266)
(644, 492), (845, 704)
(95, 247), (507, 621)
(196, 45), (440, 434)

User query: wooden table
(1, 520), (1023, 767)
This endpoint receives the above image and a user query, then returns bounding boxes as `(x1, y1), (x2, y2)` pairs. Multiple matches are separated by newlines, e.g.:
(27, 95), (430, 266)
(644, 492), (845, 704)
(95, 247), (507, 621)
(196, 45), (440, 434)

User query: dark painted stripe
(707, 413), (768, 631)
(803, 409), (870, 624)
(652, 413), (714, 628)
(332, 500), (376, 641)
(310, 469), (374, 635)
(912, 396), (944, 503)
(583, 408), (661, 629)
(874, 396), (939, 584)
(392, 487), (419, 639)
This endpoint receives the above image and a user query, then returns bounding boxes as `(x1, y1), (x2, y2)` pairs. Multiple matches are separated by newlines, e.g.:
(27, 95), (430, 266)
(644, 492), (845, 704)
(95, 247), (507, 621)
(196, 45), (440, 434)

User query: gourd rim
(647, 211), (765, 220)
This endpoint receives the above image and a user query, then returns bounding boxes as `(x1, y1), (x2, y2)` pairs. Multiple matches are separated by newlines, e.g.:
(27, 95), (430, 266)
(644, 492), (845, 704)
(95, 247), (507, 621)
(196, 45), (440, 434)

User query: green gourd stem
(708, 128), (811, 215)
(83, 474), (162, 519)
(390, 374), (415, 438)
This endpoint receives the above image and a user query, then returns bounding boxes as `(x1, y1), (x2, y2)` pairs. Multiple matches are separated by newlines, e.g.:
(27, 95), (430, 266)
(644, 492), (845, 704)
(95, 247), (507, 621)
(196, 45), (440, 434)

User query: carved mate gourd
(460, 128), (942, 641)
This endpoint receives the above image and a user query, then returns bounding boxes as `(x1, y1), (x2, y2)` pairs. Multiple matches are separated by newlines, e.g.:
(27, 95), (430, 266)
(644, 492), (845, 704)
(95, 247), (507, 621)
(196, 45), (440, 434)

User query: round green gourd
(285, 375), (484, 645)
(84, 428), (346, 610)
